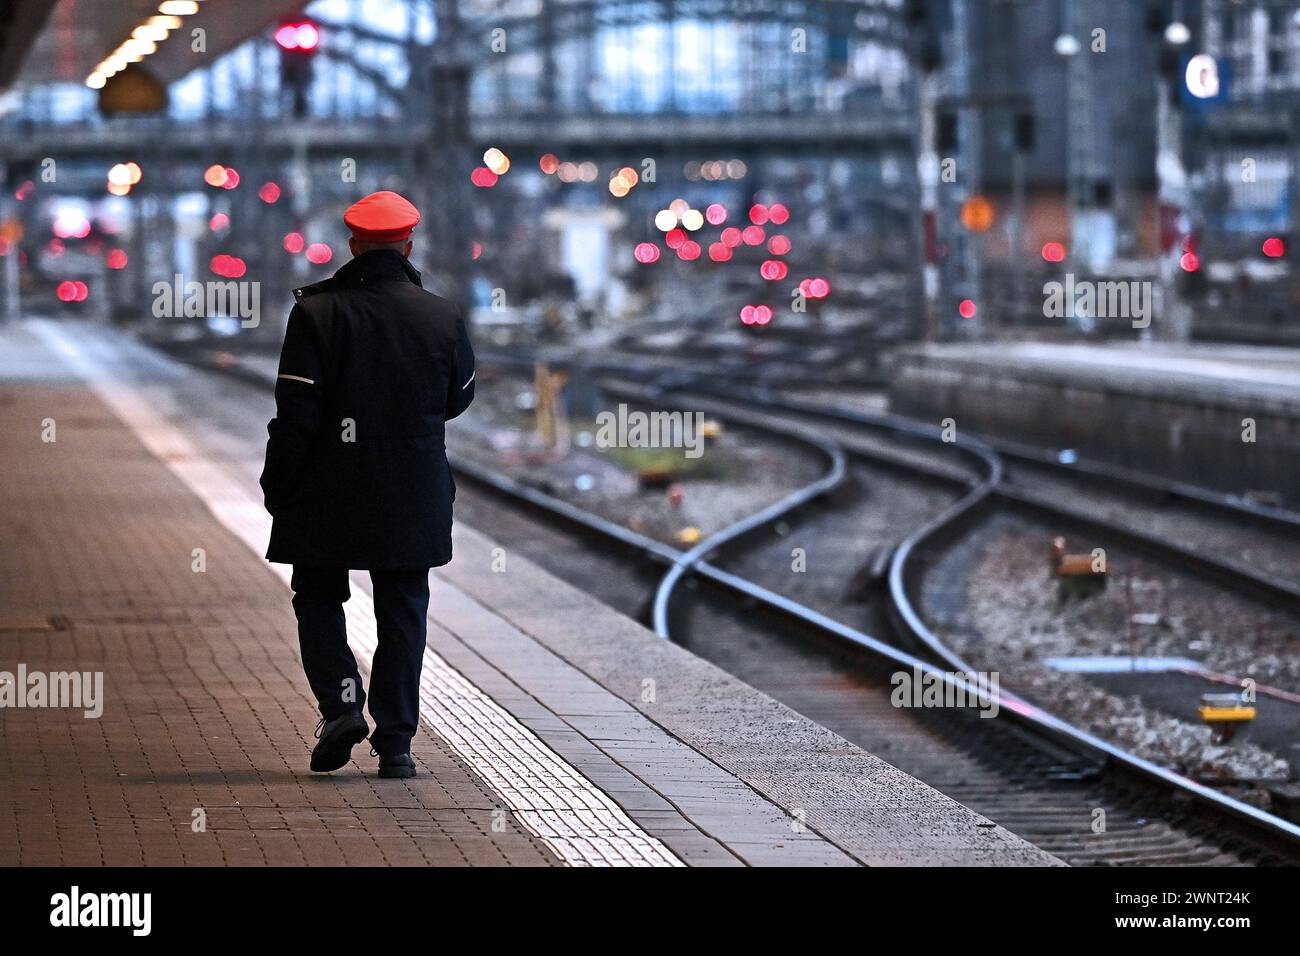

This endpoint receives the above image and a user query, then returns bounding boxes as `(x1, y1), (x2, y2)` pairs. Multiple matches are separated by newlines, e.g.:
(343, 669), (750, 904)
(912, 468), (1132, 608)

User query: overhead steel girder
(449, 0), (906, 53)
(478, 110), (915, 152)
(3, 108), (914, 165)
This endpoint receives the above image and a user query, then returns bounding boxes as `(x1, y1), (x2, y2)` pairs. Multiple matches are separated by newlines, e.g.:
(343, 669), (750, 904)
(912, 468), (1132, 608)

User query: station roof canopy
(0, 0), (309, 92)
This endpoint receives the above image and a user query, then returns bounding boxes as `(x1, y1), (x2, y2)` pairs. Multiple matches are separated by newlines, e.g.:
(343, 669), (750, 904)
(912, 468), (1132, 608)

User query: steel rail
(461, 394), (1300, 853)
(644, 376), (1300, 608)
(710, 379), (1300, 536)
(484, 345), (1300, 537)
(588, 380), (851, 639)
(650, 434), (846, 638)
(502, 350), (1300, 850)
(656, 378), (1300, 849)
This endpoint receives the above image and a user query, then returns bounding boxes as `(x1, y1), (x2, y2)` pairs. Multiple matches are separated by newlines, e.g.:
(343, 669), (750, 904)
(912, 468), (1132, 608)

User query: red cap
(343, 190), (421, 243)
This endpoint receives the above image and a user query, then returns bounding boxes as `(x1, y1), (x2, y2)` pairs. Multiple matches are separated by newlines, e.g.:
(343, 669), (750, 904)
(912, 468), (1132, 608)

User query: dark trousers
(290, 564), (431, 756)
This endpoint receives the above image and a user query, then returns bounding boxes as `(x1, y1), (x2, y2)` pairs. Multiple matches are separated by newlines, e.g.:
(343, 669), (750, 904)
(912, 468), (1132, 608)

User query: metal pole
(1, 234), (18, 324)
(0, 188), (17, 323)
(1011, 144), (1026, 326)
(918, 72), (940, 342)
(1155, 73), (1189, 343)
(952, 0), (979, 339)
(1008, 2), (1026, 328)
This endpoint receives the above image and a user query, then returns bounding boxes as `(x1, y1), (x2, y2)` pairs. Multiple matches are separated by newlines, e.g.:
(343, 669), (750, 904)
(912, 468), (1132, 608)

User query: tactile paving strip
(34, 321), (683, 868)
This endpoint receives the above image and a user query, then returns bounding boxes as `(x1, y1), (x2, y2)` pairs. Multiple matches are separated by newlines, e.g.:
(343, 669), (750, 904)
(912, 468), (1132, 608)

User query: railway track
(605, 319), (879, 387)
(509, 338), (1300, 606)
(711, 381), (1300, 592)
(163, 340), (1300, 865)
(603, 322), (1300, 534)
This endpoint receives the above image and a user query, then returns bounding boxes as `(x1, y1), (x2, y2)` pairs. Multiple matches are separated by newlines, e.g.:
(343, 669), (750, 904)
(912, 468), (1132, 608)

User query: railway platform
(0, 318), (1058, 868)
(888, 340), (1300, 503)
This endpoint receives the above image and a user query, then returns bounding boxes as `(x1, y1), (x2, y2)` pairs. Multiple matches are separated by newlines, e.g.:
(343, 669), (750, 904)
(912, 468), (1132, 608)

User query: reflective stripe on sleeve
(277, 374), (316, 385)
(461, 371), (475, 390)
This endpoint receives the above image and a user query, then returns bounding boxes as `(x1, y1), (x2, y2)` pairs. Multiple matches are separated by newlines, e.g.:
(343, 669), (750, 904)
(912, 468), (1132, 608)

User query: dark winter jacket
(260, 249), (475, 569)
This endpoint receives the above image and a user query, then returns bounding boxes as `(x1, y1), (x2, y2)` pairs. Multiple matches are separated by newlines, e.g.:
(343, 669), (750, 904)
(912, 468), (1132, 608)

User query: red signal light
(305, 243), (333, 265)
(1041, 241), (1066, 262)
(55, 280), (89, 302)
(958, 298), (977, 318)
(1263, 237), (1285, 258)
(276, 22), (320, 51)
(803, 277), (830, 299)
(210, 254), (247, 278)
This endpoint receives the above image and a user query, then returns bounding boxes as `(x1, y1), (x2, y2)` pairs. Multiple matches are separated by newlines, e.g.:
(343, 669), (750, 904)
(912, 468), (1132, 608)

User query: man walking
(260, 190), (475, 778)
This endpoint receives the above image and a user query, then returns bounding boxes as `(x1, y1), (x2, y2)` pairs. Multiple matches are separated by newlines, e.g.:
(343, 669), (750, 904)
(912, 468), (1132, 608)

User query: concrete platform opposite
(0, 319), (1059, 867)
(888, 341), (1300, 501)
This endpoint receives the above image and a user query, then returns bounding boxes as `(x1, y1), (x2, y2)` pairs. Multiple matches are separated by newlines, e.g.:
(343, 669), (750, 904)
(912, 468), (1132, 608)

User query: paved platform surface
(0, 319), (1059, 867)
(893, 341), (1300, 412)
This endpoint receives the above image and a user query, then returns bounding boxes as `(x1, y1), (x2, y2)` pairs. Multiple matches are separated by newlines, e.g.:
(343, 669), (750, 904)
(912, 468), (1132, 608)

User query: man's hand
(260, 305), (325, 513)
(445, 308), (476, 420)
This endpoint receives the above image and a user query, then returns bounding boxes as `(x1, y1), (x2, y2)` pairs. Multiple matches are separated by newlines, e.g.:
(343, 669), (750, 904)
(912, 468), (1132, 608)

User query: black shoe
(376, 751), (416, 779)
(310, 711), (369, 772)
